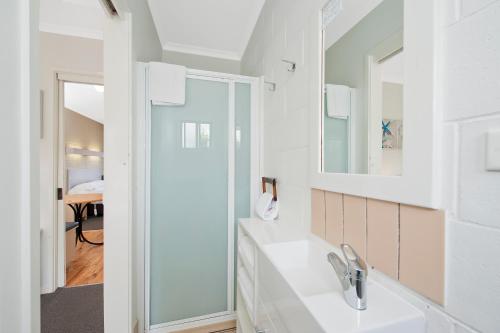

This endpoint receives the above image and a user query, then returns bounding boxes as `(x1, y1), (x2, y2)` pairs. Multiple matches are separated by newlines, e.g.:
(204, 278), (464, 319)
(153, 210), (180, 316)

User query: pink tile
(366, 199), (399, 280)
(325, 192), (343, 247)
(311, 189), (326, 238)
(399, 205), (445, 304)
(343, 195), (367, 259)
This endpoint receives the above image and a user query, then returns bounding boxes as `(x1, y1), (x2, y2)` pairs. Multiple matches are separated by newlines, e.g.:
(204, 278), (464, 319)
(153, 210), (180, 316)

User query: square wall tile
(443, 1), (500, 121)
(311, 189), (326, 238)
(399, 205), (445, 304)
(325, 192), (343, 247)
(367, 199), (399, 280)
(280, 185), (308, 230)
(462, 0), (498, 18)
(441, 0), (460, 27)
(458, 117), (500, 229)
(343, 195), (367, 259)
(447, 220), (500, 333)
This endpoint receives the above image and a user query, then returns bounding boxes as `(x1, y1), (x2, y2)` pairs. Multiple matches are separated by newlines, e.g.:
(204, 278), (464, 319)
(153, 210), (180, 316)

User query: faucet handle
(340, 244), (367, 279)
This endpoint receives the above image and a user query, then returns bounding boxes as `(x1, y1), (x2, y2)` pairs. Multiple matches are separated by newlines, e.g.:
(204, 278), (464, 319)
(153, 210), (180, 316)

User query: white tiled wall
(442, 1), (500, 332)
(242, 0), (500, 332)
(242, 0), (323, 232)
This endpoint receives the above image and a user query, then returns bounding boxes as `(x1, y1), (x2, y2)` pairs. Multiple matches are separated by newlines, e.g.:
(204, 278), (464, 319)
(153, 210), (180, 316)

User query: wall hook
(264, 80), (276, 91)
(281, 59), (296, 72)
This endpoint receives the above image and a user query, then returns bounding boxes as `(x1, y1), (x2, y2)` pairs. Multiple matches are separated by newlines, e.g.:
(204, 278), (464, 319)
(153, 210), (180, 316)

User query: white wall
(441, 1), (500, 332)
(39, 32), (103, 293)
(0, 0), (40, 332)
(241, 0), (323, 232)
(162, 50), (241, 74)
(0, 2), (22, 329)
(103, 1), (162, 332)
(103, 14), (133, 333)
(128, 0), (162, 62)
(241, 0), (500, 332)
(127, 2), (163, 331)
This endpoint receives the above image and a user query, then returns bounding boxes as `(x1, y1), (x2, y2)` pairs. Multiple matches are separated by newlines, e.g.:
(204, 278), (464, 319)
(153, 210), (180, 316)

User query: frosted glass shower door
(150, 78), (230, 326)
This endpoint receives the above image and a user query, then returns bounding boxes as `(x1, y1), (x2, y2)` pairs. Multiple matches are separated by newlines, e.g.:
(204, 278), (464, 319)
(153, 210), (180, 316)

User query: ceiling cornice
(162, 41), (242, 61)
(39, 22), (103, 40)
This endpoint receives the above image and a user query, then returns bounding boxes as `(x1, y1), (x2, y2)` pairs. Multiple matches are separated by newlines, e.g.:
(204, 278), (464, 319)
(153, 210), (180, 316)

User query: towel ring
(262, 177), (278, 201)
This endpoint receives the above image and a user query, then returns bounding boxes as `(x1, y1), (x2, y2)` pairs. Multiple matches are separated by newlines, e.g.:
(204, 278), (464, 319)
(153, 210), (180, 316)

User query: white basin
(261, 240), (425, 333)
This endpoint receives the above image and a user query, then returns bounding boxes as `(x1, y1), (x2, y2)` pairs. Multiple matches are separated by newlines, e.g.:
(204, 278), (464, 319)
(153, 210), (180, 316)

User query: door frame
(53, 71), (104, 288)
(139, 65), (261, 333)
(366, 32), (404, 175)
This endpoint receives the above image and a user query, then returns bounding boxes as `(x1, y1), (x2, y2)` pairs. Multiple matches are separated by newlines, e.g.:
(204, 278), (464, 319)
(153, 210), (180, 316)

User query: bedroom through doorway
(57, 77), (105, 288)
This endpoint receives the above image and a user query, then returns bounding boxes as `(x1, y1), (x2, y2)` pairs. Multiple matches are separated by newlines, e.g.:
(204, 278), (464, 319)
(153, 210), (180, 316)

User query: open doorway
(41, 74), (106, 332)
(38, 1), (107, 331)
(59, 79), (105, 288)
(367, 31), (404, 176)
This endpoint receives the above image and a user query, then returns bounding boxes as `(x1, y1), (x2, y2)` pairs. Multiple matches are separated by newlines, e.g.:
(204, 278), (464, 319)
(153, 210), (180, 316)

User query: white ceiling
(64, 82), (104, 124)
(39, 0), (105, 39)
(147, 0), (266, 61)
(40, 0), (265, 61)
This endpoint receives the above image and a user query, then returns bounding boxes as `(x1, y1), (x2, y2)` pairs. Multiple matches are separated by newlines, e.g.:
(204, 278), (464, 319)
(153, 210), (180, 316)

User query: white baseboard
(149, 313), (237, 333)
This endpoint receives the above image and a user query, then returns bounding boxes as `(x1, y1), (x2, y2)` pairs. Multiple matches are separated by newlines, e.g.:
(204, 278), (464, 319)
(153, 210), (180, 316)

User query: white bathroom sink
(262, 240), (425, 333)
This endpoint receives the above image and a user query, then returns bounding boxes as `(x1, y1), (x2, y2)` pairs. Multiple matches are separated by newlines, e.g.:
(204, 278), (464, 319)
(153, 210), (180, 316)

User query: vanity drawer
(255, 312), (276, 333)
(237, 286), (254, 333)
(238, 234), (255, 268)
(238, 269), (254, 318)
(238, 251), (255, 281)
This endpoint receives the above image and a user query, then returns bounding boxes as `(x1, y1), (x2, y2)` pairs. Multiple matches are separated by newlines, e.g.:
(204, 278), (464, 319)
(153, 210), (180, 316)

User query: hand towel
(149, 62), (186, 106)
(326, 84), (351, 119)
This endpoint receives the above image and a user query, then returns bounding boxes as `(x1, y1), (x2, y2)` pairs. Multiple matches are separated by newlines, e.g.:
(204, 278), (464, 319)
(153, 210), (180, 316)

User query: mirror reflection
(322, 0), (404, 175)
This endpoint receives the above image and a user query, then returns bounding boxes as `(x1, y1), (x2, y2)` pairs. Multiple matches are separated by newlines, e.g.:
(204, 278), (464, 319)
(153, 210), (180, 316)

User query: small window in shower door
(149, 78), (230, 327)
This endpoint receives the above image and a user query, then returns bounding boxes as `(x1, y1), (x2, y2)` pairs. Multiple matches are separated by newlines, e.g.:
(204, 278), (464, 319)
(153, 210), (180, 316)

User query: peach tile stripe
(325, 191), (343, 247)
(343, 195), (367, 259)
(367, 199), (399, 280)
(310, 189), (445, 305)
(311, 189), (326, 238)
(399, 204), (445, 304)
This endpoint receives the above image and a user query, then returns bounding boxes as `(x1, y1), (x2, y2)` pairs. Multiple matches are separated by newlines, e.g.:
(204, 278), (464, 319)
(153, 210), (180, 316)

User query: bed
(67, 168), (104, 216)
(67, 168), (103, 195)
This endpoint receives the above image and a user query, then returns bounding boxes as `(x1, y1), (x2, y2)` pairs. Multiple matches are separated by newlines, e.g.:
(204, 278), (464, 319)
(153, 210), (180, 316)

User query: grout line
(452, 123), (460, 215)
(443, 112), (500, 124)
(365, 197), (368, 261)
(397, 203), (401, 281)
(323, 190), (327, 237)
(450, 218), (500, 232)
(341, 194), (345, 243)
(458, 0), (499, 22)
(455, 0), (463, 22)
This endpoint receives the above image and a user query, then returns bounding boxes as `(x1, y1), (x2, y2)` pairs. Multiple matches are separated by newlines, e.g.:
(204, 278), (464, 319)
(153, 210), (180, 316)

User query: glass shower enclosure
(146, 69), (259, 331)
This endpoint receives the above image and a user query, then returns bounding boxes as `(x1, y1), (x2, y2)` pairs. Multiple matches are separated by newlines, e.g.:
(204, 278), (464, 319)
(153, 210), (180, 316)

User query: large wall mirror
(311, 0), (440, 208)
(323, 0), (403, 176)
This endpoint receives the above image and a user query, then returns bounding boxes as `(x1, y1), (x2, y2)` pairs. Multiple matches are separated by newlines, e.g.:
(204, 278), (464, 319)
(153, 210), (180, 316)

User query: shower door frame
(144, 67), (261, 333)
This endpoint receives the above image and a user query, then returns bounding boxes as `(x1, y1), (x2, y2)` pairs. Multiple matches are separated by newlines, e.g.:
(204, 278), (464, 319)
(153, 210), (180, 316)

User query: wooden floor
(173, 320), (236, 333)
(66, 230), (104, 287)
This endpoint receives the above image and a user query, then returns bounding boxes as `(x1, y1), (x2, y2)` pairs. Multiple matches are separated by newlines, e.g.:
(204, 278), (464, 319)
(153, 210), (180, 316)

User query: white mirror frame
(310, 0), (441, 209)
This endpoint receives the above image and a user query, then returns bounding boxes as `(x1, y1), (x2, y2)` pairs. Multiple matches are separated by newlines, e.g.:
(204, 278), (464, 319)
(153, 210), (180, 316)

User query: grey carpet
(41, 284), (103, 333)
(65, 217), (103, 232)
(83, 216), (103, 231)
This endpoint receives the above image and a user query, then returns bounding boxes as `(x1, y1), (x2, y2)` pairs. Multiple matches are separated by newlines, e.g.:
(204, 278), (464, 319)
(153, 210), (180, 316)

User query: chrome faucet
(327, 244), (367, 310)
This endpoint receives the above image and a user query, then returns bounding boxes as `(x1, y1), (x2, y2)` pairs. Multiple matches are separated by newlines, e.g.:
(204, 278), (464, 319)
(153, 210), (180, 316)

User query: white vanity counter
(237, 218), (425, 333)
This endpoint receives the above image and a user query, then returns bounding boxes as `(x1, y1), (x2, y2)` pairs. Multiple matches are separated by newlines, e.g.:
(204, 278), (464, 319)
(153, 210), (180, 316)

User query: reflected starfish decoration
(382, 120), (392, 136)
